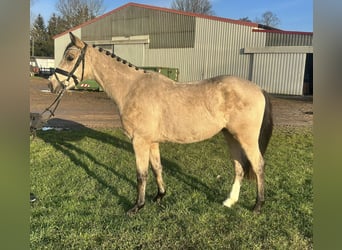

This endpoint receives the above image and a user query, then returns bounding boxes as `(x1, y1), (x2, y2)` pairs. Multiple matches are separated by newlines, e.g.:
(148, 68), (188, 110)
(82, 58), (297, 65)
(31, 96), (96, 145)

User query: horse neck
(88, 47), (144, 110)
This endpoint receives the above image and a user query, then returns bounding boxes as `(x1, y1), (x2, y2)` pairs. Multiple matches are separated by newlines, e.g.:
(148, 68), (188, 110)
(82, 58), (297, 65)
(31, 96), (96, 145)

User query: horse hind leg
(238, 134), (265, 213)
(149, 143), (166, 202)
(222, 130), (245, 208)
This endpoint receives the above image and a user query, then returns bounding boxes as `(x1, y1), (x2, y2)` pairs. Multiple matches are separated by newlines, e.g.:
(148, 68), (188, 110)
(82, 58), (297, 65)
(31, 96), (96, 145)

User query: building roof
(54, 2), (260, 39)
(54, 2), (313, 39)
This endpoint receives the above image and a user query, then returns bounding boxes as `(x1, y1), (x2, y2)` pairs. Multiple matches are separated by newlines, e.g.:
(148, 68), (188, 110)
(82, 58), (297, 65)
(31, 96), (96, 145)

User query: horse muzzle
(48, 79), (63, 94)
(48, 75), (77, 93)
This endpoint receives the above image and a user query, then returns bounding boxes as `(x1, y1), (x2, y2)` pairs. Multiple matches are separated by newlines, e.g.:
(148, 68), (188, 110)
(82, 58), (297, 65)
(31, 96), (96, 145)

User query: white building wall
(54, 28), (81, 67)
(34, 58), (55, 68)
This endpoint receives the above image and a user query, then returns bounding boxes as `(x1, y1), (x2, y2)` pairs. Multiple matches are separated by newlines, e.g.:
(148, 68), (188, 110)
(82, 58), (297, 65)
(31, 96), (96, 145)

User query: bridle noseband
(54, 43), (88, 88)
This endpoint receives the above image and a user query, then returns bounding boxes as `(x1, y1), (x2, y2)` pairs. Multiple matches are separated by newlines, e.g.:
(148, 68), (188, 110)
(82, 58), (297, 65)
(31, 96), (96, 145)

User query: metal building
(54, 2), (313, 95)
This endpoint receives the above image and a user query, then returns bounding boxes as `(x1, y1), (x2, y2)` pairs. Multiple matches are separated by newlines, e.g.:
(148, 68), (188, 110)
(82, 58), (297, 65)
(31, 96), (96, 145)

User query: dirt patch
(269, 95), (313, 127)
(30, 77), (313, 129)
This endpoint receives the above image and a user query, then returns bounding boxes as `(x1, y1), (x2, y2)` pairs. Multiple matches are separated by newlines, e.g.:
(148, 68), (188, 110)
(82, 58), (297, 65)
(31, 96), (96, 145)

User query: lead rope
(40, 87), (66, 119)
(30, 87), (67, 139)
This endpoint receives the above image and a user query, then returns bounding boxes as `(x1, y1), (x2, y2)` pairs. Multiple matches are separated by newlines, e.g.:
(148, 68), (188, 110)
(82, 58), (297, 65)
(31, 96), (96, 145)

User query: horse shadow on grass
(36, 118), (222, 211)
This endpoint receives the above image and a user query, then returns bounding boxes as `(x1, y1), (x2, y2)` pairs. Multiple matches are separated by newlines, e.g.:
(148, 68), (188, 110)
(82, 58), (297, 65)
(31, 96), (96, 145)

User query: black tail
(259, 90), (273, 155)
(244, 90), (273, 179)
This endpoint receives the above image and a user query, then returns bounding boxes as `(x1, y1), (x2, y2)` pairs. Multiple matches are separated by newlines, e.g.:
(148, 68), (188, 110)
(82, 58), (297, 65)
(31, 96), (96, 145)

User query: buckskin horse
(48, 33), (273, 215)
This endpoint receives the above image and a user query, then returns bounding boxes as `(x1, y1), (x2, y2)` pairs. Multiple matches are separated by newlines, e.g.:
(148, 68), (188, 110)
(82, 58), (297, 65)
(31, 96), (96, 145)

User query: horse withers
(48, 32), (273, 215)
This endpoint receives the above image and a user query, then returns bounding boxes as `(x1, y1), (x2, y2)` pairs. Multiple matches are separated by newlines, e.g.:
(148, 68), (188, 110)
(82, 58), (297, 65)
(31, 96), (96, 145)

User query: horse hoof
(252, 201), (264, 214)
(253, 206), (262, 214)
(223, 198), (235, 208)
(153, 191), (166, 203)
(126, 203), (145, 216)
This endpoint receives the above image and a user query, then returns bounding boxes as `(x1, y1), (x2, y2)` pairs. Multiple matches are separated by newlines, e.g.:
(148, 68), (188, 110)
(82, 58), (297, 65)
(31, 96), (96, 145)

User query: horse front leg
(127, 137), (150, 216)
(149, 143), (166, 203)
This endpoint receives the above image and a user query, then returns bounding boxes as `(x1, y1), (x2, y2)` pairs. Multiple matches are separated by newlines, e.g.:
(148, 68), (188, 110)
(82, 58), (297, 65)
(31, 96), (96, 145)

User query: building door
(303, 53), (313, 95)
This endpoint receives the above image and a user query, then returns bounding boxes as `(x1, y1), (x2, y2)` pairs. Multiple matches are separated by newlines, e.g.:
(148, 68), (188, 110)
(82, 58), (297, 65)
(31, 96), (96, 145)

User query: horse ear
(69, 32), (85, 48)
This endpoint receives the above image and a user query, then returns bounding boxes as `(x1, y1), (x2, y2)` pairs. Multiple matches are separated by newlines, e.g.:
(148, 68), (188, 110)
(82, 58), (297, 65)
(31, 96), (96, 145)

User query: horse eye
(66, 55), (74, 61)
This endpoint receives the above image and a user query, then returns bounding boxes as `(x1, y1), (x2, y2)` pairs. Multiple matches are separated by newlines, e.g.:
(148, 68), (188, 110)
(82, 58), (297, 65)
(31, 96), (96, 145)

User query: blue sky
(31, 0), (313, 32)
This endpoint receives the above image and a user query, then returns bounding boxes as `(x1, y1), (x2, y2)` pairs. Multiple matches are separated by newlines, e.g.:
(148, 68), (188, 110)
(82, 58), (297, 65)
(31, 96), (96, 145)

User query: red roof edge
(53, 2), (258, 39)
(252, 29), (313, 36)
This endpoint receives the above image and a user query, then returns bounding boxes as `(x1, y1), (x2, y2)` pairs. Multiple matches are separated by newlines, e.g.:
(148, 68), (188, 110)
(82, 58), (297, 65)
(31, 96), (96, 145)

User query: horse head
(48, 32), (90, 93)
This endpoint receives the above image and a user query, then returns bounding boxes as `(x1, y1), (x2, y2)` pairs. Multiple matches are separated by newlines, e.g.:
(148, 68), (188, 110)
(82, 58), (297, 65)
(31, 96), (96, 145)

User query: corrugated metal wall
(266, 33), (313, 46)
(251, 53), (307, 95)
(145, 48), (196, 81)
(81, 6), (265, 82)
(194, 18), (265, 80)
(247, 31), (312, 95)
(145, 18), (266, 82)
(114, 44), (146, 66)
(82, 6), (196, 49)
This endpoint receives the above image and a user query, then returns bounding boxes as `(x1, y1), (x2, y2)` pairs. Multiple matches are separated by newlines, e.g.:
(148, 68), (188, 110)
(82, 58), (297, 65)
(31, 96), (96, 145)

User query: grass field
(30, 126), (313, 249)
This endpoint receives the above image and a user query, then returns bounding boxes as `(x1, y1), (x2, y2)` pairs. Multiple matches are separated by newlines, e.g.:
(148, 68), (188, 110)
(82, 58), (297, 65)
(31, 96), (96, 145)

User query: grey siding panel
(82, 6), (196, 48)
(82, 15), (113, 41)
(114, 44), (146, 66)
(252, 53), (307, 95)
(81, 10), (267, 82)
(145, 48), (195, 81)
(141, 18), (266, 82)
(194, 18), (265, 80)
(144, 18), (266, 82)
(266, 33), (312, 46)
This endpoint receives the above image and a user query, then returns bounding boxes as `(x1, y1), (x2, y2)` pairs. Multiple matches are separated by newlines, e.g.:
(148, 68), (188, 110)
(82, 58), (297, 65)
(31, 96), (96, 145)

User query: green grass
(30, 126), (313, 249)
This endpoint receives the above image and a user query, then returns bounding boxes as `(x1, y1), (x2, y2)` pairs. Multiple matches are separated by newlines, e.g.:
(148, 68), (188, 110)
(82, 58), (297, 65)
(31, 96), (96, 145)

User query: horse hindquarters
(223, 89), (273, 212)
(251, 90), (273, 212)
(223, 127), (265, 212)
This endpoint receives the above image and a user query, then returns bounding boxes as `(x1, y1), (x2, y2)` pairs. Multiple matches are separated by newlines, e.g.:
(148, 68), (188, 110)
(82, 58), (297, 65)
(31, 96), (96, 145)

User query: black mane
(93, 44), (146, 73)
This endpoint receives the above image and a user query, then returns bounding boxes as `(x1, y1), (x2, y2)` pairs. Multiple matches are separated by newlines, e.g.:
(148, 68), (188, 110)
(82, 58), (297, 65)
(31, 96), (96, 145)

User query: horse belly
(159, 114), (223, 143)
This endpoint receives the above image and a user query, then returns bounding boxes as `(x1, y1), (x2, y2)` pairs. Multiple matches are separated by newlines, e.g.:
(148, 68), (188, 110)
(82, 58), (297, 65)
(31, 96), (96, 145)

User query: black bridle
(41, 43), (88, 120)
(54, 43), (88, 88)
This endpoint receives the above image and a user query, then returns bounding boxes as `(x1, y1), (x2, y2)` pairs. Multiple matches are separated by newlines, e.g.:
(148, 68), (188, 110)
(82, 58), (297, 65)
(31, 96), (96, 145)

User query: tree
(254, 11), (280, 28)
(239, 17), (252, 22)
(171, 0), (214, 15)
(47, 13), (67, 37)
(31, 14), (50, 56)
(45, 13), (67, 57)
(56, 0), (104, 29)
(30, 0), (105, 57)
